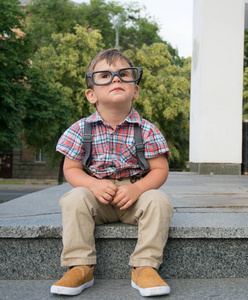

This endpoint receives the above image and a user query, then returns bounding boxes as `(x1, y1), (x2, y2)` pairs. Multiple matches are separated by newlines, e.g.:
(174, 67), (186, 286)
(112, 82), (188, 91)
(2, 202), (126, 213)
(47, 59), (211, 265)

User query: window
(35, 149), (46, 162)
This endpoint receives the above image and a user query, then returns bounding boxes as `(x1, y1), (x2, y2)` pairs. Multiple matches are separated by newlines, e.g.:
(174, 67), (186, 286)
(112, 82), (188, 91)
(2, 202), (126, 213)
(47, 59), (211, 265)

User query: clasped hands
(90, 179), (142, 210)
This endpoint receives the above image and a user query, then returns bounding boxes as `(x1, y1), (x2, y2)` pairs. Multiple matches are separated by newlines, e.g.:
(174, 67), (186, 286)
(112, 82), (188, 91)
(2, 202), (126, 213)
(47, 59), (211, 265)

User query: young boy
(51, 49), (173, 297)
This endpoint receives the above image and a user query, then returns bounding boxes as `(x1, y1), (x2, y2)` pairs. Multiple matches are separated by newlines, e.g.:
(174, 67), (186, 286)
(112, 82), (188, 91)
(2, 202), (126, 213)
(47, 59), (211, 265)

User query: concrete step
(1, 278), (248, 300)
(1, 173), (248, 280)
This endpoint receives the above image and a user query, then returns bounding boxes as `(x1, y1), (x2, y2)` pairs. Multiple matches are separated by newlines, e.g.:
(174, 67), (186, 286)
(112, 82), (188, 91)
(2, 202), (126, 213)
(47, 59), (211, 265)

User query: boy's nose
(112, 74), (121, 82)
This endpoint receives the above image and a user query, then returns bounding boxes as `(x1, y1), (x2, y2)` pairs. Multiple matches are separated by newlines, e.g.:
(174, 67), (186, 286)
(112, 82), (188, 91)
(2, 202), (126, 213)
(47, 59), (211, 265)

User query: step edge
(1, 224), (248, 239)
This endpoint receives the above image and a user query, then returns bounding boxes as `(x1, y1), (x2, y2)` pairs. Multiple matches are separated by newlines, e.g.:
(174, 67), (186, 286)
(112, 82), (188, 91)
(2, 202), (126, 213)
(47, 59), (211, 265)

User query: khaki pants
(60, 178), (173, 270)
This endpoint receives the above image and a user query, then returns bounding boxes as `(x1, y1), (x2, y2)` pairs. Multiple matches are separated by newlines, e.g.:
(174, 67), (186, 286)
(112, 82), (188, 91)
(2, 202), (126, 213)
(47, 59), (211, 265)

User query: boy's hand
(111, 184), (142, 210)
(90, 179), (118, 205)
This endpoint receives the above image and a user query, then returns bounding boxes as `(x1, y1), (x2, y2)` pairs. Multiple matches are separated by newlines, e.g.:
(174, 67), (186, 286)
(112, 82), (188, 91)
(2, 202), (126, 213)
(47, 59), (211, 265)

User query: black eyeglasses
(86, 67), (143, 87)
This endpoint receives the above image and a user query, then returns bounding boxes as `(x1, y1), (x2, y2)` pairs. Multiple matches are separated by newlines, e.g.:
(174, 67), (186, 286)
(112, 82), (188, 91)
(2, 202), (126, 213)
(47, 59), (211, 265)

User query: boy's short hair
(85, 48), (134, 89)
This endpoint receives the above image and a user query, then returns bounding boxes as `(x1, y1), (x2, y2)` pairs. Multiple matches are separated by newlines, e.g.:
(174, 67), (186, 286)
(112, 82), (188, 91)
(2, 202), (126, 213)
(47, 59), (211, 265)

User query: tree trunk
(58, 156), (65, 185)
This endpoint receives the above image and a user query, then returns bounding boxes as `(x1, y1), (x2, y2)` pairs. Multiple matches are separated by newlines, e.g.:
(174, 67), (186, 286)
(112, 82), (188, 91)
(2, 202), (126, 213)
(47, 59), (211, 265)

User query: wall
(12, 148), (59, 180)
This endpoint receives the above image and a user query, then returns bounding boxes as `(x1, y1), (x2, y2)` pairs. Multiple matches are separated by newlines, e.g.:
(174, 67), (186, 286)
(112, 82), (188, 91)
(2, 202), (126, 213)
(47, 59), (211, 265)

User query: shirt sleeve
(142, 121), (170, 159)
(56, 121), (85, 162)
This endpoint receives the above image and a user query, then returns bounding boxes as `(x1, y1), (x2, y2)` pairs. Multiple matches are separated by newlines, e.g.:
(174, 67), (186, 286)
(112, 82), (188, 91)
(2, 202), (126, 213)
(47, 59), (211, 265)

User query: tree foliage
(77, 0), (116, 49)
(0, 0), (31, 151)
(243, 67), (248, 120)
(244, 29), (248, 70)
(21, 67), (72, 164)
(126, 44), (191, 168)
(33, 25), (104, 121)
(26, 0), (185, 65)
(0, 0), (71, 167)
(27, 0), (81, 50)
(243, 30), (248, 120)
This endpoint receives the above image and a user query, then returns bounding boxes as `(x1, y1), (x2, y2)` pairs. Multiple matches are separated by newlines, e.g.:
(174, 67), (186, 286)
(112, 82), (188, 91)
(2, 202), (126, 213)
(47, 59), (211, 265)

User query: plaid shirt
(56, 108), (170, 179)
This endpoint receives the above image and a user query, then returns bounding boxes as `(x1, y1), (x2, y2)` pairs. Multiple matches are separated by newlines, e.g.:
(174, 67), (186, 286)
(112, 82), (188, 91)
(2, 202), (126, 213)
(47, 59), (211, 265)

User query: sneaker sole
(50, 278), (94, 296)
(131, 280), (170, 297)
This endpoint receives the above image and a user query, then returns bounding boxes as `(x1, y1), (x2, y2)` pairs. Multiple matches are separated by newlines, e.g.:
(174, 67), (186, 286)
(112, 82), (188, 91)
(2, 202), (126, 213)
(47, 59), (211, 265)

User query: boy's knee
(156, 190), (172, 208)
(60, 187), (94, 210)
(140, 190), (173, 216)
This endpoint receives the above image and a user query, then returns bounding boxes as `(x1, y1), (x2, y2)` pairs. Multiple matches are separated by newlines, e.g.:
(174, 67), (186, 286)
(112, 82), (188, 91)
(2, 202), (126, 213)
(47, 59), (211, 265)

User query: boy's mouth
(111, 87), (124, 92)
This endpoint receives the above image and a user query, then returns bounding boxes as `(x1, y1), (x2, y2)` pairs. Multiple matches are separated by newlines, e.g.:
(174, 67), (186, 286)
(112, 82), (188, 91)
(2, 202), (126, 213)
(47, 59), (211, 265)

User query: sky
(73, 0), (193, 58)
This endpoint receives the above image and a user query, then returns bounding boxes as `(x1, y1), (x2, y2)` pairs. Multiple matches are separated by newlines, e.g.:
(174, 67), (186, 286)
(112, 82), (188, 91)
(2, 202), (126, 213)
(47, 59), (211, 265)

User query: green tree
(77, 0), (184, 65)
(243, 67), (248, 120)
(78, 0), (116, 49)
(0, 0), (72, 182)
(27, 0), (118, 50)
(243, 30), (248, 119)
(27, 0), (79, 51)
(0, 0), (31, 152)
(22, 67), (72, 183)
(33, 25), (104, 122)
(244, 29), (248, 69)
(126, 43), (191, 168)
(27, 0), (184, 66)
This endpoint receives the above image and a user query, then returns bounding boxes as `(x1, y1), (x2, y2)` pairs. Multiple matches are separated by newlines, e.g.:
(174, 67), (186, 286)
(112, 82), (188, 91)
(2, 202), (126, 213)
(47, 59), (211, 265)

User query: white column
(190, 0), (245, 174)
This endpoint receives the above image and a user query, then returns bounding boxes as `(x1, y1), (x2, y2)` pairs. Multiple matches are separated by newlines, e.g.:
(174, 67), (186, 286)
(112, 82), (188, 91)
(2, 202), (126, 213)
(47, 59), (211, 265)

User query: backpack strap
(134, 123), (150, 171)
(82, 122), (150, 172)
(82, 122), (92, 168)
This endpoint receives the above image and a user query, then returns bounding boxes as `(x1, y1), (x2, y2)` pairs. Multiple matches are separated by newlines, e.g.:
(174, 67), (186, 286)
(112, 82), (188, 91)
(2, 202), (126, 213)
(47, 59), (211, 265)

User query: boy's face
(85, 59), (139, 110)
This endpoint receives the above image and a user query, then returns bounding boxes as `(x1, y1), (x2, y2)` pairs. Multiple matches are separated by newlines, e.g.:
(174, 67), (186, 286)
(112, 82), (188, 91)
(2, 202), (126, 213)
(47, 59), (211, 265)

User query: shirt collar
(85, 109), (102, 123)
(85, 107), (142, 126)
(125, 107), (142, 125)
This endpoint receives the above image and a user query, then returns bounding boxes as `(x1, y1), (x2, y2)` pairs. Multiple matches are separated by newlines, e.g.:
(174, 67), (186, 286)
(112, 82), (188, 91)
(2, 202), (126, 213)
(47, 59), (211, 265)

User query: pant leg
(60, 187), (119, 267)
(119, 189), (173, 270)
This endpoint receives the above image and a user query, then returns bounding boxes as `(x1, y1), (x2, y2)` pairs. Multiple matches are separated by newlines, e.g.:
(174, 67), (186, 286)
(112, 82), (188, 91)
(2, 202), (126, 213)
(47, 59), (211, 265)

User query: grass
(0, 200), (9, 204)
(0, 181), (26, 185)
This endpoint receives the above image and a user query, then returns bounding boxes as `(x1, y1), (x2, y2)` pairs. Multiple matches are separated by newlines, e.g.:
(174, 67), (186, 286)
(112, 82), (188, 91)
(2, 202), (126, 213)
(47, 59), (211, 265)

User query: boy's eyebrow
(92, 67), (132, 72)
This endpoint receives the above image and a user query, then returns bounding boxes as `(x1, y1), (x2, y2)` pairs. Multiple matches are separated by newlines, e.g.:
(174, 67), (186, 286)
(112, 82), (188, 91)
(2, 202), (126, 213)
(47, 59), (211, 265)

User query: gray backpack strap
(82, 122), (149, 171)
(134, 123), (150, 171)
(82, 122), (92, 168)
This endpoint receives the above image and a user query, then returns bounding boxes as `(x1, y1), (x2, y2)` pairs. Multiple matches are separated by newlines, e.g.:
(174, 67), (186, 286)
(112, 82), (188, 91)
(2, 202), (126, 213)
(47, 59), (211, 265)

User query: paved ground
(0, 190), (39, 203)
(0, 179), (57, 202)
(1, 278), (248, 300)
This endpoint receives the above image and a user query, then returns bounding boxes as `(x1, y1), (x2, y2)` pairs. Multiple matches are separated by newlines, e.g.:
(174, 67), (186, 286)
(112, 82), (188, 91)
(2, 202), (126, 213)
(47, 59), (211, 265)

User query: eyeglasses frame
(86, 67), (143, 87)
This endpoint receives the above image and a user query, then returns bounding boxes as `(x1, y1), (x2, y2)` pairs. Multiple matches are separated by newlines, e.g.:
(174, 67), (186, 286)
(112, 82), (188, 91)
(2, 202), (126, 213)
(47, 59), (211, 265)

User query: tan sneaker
(50, 265), (94, 296)
(131, 267), (170, 297)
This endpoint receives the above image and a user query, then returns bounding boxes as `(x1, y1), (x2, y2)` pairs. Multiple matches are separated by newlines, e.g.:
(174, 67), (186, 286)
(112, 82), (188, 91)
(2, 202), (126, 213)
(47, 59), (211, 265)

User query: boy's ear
(85, 88), (98, 104)
(133, 84), (139, 100)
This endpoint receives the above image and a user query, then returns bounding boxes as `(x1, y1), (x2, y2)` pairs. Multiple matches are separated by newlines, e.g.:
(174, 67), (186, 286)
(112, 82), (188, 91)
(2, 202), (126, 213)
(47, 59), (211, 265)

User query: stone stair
(1, 173), (248, 281)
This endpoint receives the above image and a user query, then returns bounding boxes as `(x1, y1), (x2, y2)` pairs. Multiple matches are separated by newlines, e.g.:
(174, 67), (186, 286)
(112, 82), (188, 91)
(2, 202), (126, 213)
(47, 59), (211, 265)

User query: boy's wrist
(87, 176), (100, 190)
(132, 180), (146, 196)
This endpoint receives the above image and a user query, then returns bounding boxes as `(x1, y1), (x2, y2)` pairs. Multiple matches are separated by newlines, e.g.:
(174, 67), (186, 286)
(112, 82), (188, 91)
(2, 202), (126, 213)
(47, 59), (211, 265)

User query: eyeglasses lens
(92, 68), (139, 85)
